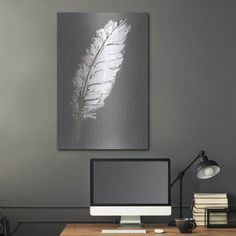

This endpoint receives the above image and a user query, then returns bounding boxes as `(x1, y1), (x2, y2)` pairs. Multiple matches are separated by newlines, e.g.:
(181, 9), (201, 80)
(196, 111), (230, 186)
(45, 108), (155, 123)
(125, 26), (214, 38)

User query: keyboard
(102, 229), (146, 234)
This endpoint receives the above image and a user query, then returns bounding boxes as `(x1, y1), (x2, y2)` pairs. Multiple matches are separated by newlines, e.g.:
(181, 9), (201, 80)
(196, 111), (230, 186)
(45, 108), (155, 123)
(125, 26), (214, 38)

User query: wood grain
(60, 224), (236, 236)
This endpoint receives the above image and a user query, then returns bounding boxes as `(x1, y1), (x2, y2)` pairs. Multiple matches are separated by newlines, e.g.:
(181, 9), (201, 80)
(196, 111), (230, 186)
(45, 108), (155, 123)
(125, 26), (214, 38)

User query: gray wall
(0, 0), (236, 235)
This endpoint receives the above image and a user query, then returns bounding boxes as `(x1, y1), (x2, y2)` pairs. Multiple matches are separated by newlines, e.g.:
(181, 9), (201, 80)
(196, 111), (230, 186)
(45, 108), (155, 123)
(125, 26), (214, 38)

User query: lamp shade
(196, 156), (220, 179)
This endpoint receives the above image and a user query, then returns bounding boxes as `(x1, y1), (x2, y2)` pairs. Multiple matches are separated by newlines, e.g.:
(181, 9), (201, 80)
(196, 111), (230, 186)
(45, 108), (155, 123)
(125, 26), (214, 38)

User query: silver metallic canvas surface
(57, 13), (149, 149)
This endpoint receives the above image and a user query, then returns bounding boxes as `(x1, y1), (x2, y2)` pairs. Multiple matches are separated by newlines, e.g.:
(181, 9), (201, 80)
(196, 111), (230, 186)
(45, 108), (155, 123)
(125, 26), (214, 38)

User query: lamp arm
(170, 151), (205, 188)
(169, 151), (205, 220)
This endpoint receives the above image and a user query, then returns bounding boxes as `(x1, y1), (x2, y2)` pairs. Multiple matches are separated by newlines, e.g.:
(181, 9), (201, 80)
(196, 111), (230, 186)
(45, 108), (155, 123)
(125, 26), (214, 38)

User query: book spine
(194, 204), (228, 209)
(195, 221), (206, 226)
(193, 213), (227, 217)
(194, 198), (228, 204)
(194, 216), (227, 221)
(193, 193), (227, 199)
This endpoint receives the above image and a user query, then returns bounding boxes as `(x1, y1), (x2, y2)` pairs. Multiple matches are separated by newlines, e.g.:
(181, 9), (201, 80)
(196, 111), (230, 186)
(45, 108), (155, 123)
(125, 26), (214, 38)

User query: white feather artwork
(71, 19), (131, 141)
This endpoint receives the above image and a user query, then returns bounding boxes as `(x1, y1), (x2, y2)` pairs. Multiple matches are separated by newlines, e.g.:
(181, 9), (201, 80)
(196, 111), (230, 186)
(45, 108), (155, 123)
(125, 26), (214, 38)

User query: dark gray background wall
(0, 0), (235, 235)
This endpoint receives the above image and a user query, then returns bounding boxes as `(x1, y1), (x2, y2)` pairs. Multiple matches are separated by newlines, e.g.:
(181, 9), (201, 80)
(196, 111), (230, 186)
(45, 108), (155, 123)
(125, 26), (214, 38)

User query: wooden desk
(60, 224), (236, 236)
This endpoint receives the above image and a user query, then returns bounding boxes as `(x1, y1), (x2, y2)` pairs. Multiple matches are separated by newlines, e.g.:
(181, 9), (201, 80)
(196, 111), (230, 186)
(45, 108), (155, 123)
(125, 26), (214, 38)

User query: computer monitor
(90, 158), (171, 226)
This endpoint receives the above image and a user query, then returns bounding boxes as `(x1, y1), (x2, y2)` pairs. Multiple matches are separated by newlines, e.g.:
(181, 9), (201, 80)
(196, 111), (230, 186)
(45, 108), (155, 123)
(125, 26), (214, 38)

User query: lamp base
(167, 219), (176, 227)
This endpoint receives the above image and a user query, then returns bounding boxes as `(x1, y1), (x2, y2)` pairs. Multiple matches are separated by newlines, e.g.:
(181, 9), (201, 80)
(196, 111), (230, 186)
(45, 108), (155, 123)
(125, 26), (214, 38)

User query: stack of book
(192, 193), (228, 226)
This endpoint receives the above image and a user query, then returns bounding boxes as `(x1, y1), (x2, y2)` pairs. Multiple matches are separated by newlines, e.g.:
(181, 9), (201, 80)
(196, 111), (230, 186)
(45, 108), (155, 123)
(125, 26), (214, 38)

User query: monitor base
(119, 216), (143, 228)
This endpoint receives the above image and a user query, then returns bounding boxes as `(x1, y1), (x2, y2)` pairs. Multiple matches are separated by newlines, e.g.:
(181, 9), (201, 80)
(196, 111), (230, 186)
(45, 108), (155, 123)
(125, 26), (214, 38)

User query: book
(192, 207), (206, 214)
(195, 221), (205, 226)
(194, 193), (227, 199)
(193, 212), (226, 215)
(194, 198), (228, 204)
(194, 204), (228, 210)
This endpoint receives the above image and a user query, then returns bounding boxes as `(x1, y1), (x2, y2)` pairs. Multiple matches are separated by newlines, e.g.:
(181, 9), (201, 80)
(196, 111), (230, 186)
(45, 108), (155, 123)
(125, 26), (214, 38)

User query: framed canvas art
(57, 12), (149, 149)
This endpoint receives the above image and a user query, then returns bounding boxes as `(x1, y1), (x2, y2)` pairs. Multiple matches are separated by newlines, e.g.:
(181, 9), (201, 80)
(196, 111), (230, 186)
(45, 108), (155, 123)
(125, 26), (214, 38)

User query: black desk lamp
(168, 150), (220, 226)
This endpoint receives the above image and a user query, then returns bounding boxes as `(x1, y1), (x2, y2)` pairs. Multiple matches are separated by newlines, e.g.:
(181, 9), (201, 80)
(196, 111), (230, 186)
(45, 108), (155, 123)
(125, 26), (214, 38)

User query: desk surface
(60, 224), (236, 236)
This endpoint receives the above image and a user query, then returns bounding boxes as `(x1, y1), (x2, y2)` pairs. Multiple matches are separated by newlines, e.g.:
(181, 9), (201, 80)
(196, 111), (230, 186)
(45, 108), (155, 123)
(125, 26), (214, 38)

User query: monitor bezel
(90, 158), (171, 206)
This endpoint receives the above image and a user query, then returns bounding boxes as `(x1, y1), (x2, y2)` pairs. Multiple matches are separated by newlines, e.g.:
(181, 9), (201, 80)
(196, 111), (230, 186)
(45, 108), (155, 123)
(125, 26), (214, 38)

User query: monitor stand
(119, 216), (142, 228)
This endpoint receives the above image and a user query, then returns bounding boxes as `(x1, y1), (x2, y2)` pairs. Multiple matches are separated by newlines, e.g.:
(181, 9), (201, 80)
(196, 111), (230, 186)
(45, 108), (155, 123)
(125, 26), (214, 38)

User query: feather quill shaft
(72, 19), (131, 141)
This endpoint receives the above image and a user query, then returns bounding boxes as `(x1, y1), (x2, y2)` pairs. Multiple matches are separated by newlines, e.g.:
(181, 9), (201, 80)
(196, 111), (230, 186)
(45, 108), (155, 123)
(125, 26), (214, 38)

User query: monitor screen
(90, 159), (170, 206)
